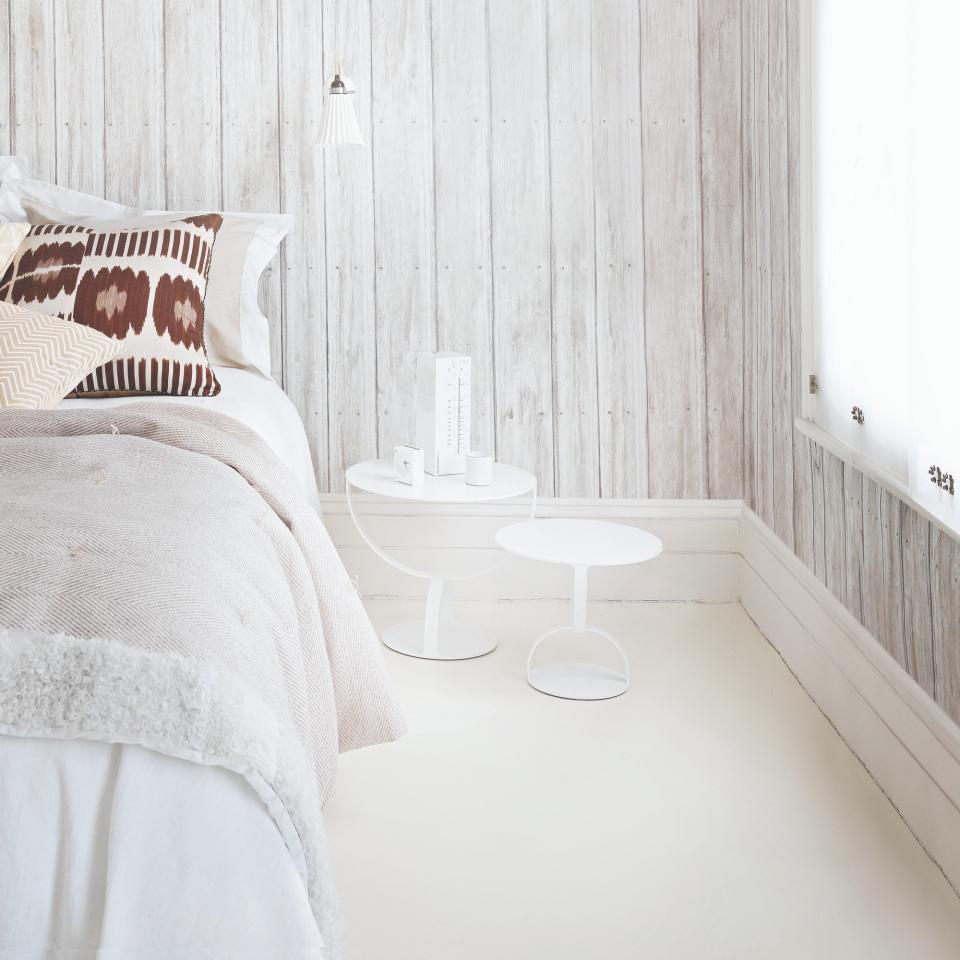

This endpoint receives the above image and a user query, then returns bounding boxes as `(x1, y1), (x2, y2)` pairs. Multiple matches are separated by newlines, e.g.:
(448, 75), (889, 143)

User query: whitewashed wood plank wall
(745, 0), (960, 726)
(0, 0), (745, 500)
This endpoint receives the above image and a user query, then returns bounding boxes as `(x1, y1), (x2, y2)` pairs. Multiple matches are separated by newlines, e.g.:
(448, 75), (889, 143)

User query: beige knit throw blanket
(0, 404), (405, 941)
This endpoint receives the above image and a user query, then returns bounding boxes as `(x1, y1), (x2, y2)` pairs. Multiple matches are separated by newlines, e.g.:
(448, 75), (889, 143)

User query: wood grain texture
(901, 503), (935, 698)
(370, 0), (436, 456)
(593, 0), (646, 498)
(546, 0), (599, 498)
(5, 0), (747, 505)
(278, 0), (328, 487)
(163, 0), (221, 209)
(0, 1), (10, 153)
(841, 460), (863, 621)
(220, 0), (283, 380)
(488, 0), (554, 492)
(640, 0), (706, 498)
(322, 0), (378, 492)
(931, 526), (960, 723)
(430, 0), (494, 459)
(767, 0), (793, 547)
(103, 0), (165, 207)
(10, 0), (56, 181)
(699, 0), (743, 500)
(53, 0), (103, 194)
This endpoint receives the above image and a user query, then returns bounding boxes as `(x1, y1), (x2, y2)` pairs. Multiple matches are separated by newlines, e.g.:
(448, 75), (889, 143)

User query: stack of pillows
(0, 156), (291, 409)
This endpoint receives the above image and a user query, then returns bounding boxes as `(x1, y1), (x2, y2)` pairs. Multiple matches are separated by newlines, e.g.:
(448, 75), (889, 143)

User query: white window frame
(796, 0), (959, 539)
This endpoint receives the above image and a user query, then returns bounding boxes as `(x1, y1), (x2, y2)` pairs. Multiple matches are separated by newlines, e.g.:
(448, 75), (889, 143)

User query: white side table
(495, 519), (663, 700)
(345, 459), (537, 660)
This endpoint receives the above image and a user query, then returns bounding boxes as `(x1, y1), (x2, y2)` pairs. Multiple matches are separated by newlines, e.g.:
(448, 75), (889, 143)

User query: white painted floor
(326, 601), (960, 959)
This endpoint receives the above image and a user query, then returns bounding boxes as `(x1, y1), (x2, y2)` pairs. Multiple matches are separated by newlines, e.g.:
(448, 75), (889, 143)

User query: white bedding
(0, 737), (328, 959)
(1, 372), (338, 958)
(59, 366), (322, 512)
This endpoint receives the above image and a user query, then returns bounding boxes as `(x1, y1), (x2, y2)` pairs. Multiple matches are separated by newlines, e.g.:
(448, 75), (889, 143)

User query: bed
(0, 366), (403, 959)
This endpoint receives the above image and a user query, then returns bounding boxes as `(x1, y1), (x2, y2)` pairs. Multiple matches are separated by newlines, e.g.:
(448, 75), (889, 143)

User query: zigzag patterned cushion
(0, 302), (125, 409)
(0, 214), (223, 397)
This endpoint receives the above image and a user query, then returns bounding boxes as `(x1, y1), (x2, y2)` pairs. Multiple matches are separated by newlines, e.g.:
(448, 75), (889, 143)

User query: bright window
(804, 0), (960, 534)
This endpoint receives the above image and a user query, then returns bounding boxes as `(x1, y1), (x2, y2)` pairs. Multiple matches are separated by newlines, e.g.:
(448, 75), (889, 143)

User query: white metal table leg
(348, 481), (503, 660)
(526, 562), (630, 700)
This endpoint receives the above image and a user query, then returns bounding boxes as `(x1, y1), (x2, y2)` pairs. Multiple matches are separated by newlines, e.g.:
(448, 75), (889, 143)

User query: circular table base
(528, 661), (629, 701)
(382, 620), (497, 661)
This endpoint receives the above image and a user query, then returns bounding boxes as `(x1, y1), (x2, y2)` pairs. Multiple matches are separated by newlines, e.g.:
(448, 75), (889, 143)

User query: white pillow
(0, 178), (291, 378)
(0, 222), (29, 275)
(0, 157), (29, 221)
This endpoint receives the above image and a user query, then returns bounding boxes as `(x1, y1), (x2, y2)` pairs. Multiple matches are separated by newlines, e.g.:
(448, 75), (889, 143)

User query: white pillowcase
(0, 222), (29, 276)
(0, 177), (291, 378)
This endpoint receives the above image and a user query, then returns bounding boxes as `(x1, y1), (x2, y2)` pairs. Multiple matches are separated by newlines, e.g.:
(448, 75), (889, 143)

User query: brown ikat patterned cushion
(0, 214), (223, 396)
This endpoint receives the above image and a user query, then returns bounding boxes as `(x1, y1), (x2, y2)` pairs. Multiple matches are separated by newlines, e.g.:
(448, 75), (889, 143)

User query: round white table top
(495, 518), (663, 568)
(346, 458), (536, 502)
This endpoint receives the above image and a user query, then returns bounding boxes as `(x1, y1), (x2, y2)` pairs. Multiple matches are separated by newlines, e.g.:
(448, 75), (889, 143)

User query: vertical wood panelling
(640, 0), (707, 498)
(322, 0), (378, 492)
(278, 0), (328, 487)
(746, 0), (772, 519)
(740, 0), (757, 509)
(901, 505), (935, 698)
(103, 0), (165, 207)
(593, 0), (646, 498)
(10, 0), (56, 181)
(53, 0), (103, 194)
(859, 476), (884, 641)
(0, 1), (10, 154)
(786, 0), (811, 566)
(370, 0), (436, 456)
(841, 461), (863, 621)
(488, 0), (554, 492)
(546, 0), (599, 498)
(699, 0), (743, 500)
(821, 451), (845, 601)
(768, 0), (793, 546)
(430, 0), (494, 459)
(163, 0), (221, 208)
(878, 488), (907, 667)
(7, 0), (750, 509)
(220, 0), (283, 381)
(931, 527), (960, 724)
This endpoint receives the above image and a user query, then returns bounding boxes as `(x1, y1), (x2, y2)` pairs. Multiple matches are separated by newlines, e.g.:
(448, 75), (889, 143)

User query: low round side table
(495, 519), (663, 700)
(345, 459), (537, 660)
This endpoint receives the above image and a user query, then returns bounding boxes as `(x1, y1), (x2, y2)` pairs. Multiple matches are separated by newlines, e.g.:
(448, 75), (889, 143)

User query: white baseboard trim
(321, 496), (741, 603)
(323, 493), (960, 887)
(739, 507), (960, 891)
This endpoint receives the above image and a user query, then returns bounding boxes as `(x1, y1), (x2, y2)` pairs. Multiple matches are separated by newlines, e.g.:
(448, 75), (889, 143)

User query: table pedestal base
(382, 619), (497, 661)
(528, 661), (628, 701)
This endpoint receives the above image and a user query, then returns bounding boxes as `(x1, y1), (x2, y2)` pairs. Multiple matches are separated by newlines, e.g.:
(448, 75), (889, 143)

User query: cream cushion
(0, 302), (125, 409)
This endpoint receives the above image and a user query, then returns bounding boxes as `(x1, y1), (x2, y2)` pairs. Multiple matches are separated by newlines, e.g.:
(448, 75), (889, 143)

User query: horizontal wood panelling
(746, 0), (960, 727)
(1, 0), (743, 501)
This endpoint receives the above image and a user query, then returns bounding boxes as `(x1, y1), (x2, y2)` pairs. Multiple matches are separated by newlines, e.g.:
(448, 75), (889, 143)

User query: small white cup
(464, 450), (493, 486)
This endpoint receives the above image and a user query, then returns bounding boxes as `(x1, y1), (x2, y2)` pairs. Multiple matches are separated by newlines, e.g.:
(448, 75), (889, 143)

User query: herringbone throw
(0, 301), (124, 408)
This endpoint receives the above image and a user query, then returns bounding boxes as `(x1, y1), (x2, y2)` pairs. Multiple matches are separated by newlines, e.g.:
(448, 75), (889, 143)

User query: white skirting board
(739, 507), (960, 892)
(320, 496), (742, 603)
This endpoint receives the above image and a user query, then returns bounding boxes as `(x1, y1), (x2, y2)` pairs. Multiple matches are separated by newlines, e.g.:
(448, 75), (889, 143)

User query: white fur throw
(0, 404), (406, 943)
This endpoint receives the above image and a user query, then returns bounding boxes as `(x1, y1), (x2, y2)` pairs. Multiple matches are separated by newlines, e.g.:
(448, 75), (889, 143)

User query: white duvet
(0, 369), (336, 959)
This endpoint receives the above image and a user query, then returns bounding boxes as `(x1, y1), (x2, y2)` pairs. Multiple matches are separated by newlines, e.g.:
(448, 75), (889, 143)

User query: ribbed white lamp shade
(317, 74), (363, 146)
